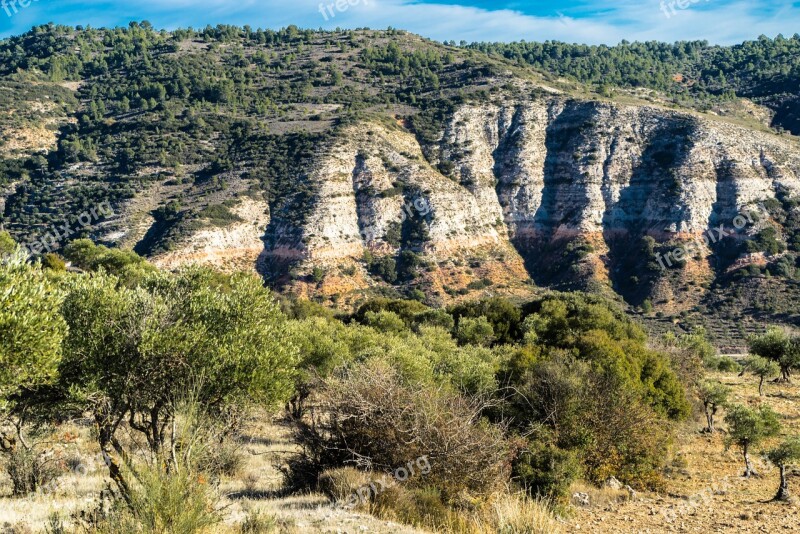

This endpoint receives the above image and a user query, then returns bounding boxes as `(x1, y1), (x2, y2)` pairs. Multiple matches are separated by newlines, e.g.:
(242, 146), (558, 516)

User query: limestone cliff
(244, 91), (800, 313)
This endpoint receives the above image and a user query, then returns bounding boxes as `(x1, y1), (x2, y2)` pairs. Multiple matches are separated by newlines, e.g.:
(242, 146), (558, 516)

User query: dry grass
(473, 493), (564, 534)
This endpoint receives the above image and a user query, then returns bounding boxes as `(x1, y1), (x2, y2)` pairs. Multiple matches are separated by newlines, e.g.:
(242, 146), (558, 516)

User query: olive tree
(766, 437), (800, 501)
(0, 248), (66, 425)
(59, 267), (298, 502)
(724, 404), (781, 478)
(698, 381), (728, 433)
(749, 328), (800, 382)
(742, 355), (780, 396)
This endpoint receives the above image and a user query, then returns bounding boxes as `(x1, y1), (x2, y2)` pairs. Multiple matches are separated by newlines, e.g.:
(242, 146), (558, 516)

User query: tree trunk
(95, 406), (134, 508)
(759, 376), (765, 396)
(98, 423), (133, 507)
(704, 406), (714, 433)
(743, 445), (758, 478)
(774, 464), (790, 501)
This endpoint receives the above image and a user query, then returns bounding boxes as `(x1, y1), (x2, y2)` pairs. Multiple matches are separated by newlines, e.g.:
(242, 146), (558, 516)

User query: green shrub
(0, 252), (66, 411)
(41, 253), (66, 272)
(503, 301), (685, 492)
(363, 310), (407, 334)
(512, 431), (582, 499)
(413, 309), (455, 331)
(715, 355), (742, 373)
(93, 461), (221, 534)
(454, 316), (495, 347)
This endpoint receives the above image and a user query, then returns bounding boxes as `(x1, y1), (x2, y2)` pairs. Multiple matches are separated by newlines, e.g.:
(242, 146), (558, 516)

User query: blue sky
(1, 0), (799, 44)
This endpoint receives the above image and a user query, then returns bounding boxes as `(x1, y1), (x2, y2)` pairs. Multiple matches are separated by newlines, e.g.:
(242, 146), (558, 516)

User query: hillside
(2, 24), (800, 350)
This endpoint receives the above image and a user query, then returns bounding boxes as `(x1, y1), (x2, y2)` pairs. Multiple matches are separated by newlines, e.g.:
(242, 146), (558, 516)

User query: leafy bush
(450, 298), (523, 345)
(505, 353), (671, 492)
(715, 356), (742, 373)
(454, 316), (495, 347)
(0, 250), (66, 411)
(62, 239), (154, 277)
(41, 253), (66, 272)
(363, 310), (407, 334)
(501, 294), (690, 493)
(353, 298), (429, 327)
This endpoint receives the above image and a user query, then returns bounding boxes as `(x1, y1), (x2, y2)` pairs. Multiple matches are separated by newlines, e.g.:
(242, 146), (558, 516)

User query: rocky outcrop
(255, 96), (800, 305)
(153, 198), (271, 273)
(125, 89), (800, 310)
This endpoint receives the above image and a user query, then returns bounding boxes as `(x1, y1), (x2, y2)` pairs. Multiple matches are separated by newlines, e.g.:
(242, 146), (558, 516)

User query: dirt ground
(565, 371), (800, 533)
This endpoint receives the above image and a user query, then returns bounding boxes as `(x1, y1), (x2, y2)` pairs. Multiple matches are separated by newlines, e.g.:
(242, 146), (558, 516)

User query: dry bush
(287, 360), (511, 500)
(580, 373), (671, 489)
(0, 523), (34, 534)
(198, 441), (245, 479)
(317, 467), (372, 506)
(5, 446), (64, 496)
(238, 510), (278, 534)
(371, 485), (465, 531)
(568, 480), (630, 508)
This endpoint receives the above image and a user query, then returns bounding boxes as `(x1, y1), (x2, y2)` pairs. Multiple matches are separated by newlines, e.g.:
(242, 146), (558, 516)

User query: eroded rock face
(259, 121), (530, 306)
(440, 97), (800, 240)
(149, 91), (800, 310)
(152, 198), (271, 273)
